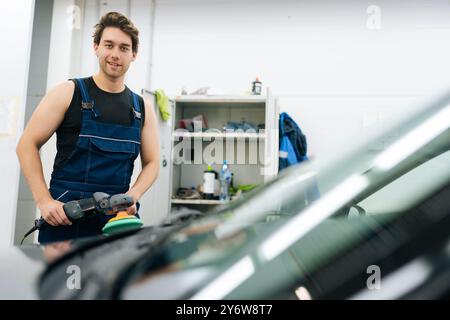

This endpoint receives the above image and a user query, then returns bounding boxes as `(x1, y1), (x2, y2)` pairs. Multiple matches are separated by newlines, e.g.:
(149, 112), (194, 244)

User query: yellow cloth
(155, 89), (170, 121)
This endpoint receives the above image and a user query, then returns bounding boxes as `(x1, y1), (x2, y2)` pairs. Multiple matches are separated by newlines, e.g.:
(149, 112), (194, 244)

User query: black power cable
(20, 218), (45, 245)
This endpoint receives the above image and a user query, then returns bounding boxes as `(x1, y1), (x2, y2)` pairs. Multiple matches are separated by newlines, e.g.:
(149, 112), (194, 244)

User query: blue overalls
(38, 78), (142, 244)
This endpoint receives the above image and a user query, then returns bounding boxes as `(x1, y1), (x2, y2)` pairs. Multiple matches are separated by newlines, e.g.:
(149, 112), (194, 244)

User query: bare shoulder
(143, 97), (157, 123)
(47, 80), (75, 99)
(43, 80), (75, 112)
(30, 80), (75, 125)
(60, 79), (75, 92)
(143, 96), (153, 110)
(22, 80), (76, 147)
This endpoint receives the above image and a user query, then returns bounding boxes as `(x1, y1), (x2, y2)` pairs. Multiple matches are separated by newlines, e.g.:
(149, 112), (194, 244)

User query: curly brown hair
(93, 12), (139, 53)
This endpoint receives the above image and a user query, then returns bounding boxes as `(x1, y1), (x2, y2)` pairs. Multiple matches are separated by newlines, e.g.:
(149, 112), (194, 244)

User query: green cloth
(155, 89), (170, 121)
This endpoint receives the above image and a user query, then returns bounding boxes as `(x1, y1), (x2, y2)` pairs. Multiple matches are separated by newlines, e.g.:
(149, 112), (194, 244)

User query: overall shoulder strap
(75, 78), (101, 117)
(130, 92), (142, 130)
(131, 92), (142, 119)
(75, 79), (91, 104)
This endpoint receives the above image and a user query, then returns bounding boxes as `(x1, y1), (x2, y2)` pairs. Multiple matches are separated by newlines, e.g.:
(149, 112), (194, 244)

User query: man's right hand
(37, 198), (72, 226)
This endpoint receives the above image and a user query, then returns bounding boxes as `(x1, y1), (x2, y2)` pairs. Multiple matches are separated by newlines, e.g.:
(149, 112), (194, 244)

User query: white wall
(0, 1), (35, 246)
(150, 0), (450, 158)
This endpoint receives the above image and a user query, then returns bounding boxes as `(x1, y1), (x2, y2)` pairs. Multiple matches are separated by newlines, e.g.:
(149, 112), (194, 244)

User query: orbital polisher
(21, 192), (143, 244)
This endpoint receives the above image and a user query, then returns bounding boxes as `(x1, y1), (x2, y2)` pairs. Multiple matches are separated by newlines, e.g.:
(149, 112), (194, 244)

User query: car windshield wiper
(38, 223), (186, 299)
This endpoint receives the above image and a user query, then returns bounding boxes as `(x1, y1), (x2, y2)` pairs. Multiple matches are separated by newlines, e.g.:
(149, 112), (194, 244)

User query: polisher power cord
(20, 218), (45, 245)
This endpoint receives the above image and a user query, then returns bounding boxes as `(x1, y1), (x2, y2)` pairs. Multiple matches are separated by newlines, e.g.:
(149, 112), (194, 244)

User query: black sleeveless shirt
(53, 77), (145, 171)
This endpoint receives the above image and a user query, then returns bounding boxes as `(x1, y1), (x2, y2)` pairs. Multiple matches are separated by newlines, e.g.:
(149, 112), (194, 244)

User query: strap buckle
(81, 102), (94, 110)
(132, 107), (141, 119)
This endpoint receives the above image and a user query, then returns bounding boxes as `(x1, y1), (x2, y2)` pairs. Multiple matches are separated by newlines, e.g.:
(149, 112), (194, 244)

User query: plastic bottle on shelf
(219, 160), (232, 201)
(203, 164), (217, 200)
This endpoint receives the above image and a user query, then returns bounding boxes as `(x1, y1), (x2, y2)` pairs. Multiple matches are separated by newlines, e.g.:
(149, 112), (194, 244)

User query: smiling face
(94, 27), (136, 80)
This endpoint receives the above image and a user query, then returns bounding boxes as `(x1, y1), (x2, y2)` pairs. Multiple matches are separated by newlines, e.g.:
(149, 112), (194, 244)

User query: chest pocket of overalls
(80, 136), (139, 186)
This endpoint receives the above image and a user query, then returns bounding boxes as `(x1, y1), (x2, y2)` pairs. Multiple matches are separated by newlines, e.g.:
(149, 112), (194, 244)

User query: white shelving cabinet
(170, 89), (279, 213)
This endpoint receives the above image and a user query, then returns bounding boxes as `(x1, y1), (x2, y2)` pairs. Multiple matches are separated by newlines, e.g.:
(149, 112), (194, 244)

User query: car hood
(0, 245), (47, 299)
(0, 235), (103, 299)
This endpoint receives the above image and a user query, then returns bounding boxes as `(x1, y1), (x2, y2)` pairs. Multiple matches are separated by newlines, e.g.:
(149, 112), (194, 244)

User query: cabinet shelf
(173, 132), (265, 140)
(175, 95), (267, 103)
(171, 199), (228, 205)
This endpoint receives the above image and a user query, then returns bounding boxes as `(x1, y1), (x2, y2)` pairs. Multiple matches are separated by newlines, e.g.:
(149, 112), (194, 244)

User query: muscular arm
(127, 98), (160, 205)
(16, 81), (74, 226)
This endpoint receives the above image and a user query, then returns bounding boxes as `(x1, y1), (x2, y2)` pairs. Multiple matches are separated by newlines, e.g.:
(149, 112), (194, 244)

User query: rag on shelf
(155, 89), (171, 121)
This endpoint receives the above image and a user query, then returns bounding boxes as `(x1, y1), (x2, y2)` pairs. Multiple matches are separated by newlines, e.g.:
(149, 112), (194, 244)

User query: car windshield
(120, 93), (450, 299)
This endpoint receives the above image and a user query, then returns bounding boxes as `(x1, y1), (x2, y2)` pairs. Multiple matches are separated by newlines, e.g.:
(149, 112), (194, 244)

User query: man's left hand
(125, 191), (139, 215)
(127, 203), (137, 215)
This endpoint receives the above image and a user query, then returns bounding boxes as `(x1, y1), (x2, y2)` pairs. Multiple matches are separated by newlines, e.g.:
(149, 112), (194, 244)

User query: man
(16, 12), (160, 243)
